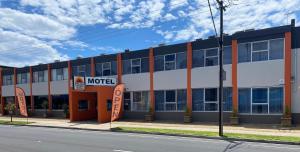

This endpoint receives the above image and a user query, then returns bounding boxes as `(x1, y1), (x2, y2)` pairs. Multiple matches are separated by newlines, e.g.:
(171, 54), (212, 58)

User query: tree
(5, 103), (16, 122)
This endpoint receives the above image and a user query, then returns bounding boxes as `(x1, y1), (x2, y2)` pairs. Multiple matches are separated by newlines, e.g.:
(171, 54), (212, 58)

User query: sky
(0, 0), (300, 67)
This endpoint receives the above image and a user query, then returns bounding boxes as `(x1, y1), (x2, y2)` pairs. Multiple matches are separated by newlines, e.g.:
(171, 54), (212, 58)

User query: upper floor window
(52, 68), (68, 81)
(165, 54), (176, 70)
(238, 38), (284, 63)
(33, 70), (48, 83)
(72, 64), (91, 77)
(205, 48), (218, 66)
(3, 75), (13, 86)
(102, 62), (111, 76)
(95, 61), (117, 76)
(122, 58), (149, 74)
(193, 46), (231, 68)
(154, 52), (187, 72)
(17, 73), (29, 84)
(223, 46), (232, 64)
(131, 59), (141, 73)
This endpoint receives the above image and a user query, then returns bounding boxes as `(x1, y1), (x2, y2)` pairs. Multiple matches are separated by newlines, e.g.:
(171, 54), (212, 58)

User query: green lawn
(0, 120), (31, 125)
(112, 127), (300, 143)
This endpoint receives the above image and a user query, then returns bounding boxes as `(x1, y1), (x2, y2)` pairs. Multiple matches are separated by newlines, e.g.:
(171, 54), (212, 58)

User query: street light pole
(217, 0), (224, 137)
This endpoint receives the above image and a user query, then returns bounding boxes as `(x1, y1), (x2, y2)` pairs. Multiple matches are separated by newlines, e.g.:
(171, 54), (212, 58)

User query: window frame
(238, 38), (285, 63)
(238, 87), (283, 115)
(204, 88), (219, 112)
(3, 75), (13, 85)
(251, 40), (269, 62)
(17, 73), (28, 84)
(154, 90), (187, 112)
(131, 91), (150, 112)
(102, 62), (111, 76)
(131, 58), (141, 74)
(164, 53), (176, 71)
(33, 70), (47, 83)
(205, 48), (219, 67)
(77, 65), (86, 76)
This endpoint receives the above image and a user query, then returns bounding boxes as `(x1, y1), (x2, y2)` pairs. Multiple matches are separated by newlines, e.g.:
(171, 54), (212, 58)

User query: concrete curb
(2, 124), (300, 145)
(112, 129), (300, 146)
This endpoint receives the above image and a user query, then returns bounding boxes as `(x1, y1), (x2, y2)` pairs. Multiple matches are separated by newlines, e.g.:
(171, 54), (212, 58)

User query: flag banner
(16, 87), (28, 117)
(111, 84), (125, 122)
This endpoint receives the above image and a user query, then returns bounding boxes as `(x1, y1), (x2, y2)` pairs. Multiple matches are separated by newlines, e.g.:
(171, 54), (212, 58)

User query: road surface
(0, 125), (299, 152)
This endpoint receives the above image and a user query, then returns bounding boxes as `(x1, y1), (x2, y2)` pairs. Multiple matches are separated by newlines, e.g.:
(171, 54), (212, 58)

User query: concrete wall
(154, 69), (186, 90)
(191, 65), (232, 88)
(50, 80), (68, 95)
(32, 82), (48, 96)
(122, 73), (150, 91)
(1, 85), (14, 97)
(237, 60), (284, 88)
(16, 84), (30, 96)
(122, 111), (147, 120)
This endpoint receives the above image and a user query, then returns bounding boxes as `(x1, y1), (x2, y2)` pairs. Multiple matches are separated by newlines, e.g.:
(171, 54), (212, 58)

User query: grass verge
(112, 127), (300, 143)
(0, 120), (31, 125)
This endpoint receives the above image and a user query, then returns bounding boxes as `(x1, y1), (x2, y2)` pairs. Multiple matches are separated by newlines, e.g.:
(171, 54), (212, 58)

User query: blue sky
(0, 0), (300, 67)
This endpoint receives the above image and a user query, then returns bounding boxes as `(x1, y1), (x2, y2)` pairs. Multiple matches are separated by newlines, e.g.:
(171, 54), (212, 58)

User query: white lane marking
(113, 149), (133, 152)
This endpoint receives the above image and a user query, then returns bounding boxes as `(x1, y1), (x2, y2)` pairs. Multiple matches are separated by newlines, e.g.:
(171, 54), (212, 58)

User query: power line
(207, 0), (218, 36)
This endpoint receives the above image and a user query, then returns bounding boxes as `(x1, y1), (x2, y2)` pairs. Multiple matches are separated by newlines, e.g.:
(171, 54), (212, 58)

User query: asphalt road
(0, 125), (299, 152)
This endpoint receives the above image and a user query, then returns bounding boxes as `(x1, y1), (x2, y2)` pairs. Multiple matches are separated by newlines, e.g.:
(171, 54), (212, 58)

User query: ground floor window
(34, 96), (48, 109)
(238, 87), (283, 114)
(4, 97), (15, 105)
(192, 88), (232, 112)
(132, 91), (149, 111)
(25, 96), (31, 110)
(52, 95), (69, 110)
(123, 92), (131, 111)
(155, 89), (187, 111)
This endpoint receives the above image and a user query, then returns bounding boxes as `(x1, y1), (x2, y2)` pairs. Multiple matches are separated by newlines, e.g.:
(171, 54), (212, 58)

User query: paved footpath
(1, 116), (300, 137)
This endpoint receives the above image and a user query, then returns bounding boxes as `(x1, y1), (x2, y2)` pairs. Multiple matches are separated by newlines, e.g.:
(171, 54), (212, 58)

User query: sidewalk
(1, 116), (300, 137)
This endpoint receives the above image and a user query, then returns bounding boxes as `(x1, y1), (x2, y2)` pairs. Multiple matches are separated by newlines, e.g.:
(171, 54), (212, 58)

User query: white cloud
(0, 8), (76, 40)
(163, 13), (177, 21)
(0, 29), (69, 67)
(169, 0), (188, 10)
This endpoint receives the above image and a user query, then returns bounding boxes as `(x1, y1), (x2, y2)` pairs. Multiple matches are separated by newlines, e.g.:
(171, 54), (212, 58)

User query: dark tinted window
(154, 56), (164, 71)
(238, 43), (251, 63)
(192, 50), (204, 68)
(269, 39), (284, 60)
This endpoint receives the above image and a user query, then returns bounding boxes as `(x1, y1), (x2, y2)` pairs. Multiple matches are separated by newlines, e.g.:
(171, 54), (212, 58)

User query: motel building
(1, 20), (300, 125)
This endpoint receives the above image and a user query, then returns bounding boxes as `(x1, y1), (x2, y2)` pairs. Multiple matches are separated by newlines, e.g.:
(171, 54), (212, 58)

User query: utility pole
(216, 0), (225, 137)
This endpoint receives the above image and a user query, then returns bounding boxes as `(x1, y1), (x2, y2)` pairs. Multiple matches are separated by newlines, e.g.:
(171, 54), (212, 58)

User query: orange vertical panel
(30, 67), (34, 112)
(117, 54), (122, 84)
(232, 40), (238, 112)
(149, 48), (155, 112)
(284, 32), (292, 115)
(91, 57), (95, 77)
(186, 43), (192, 114)
(48, 64), (52, 111)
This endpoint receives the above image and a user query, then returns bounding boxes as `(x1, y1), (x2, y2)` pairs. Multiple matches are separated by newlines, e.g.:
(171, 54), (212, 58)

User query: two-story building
(1, 20), (300, 124)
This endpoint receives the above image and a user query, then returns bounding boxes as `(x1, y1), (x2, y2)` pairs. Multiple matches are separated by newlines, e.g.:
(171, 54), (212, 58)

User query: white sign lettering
(85, 77), (117, 86)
